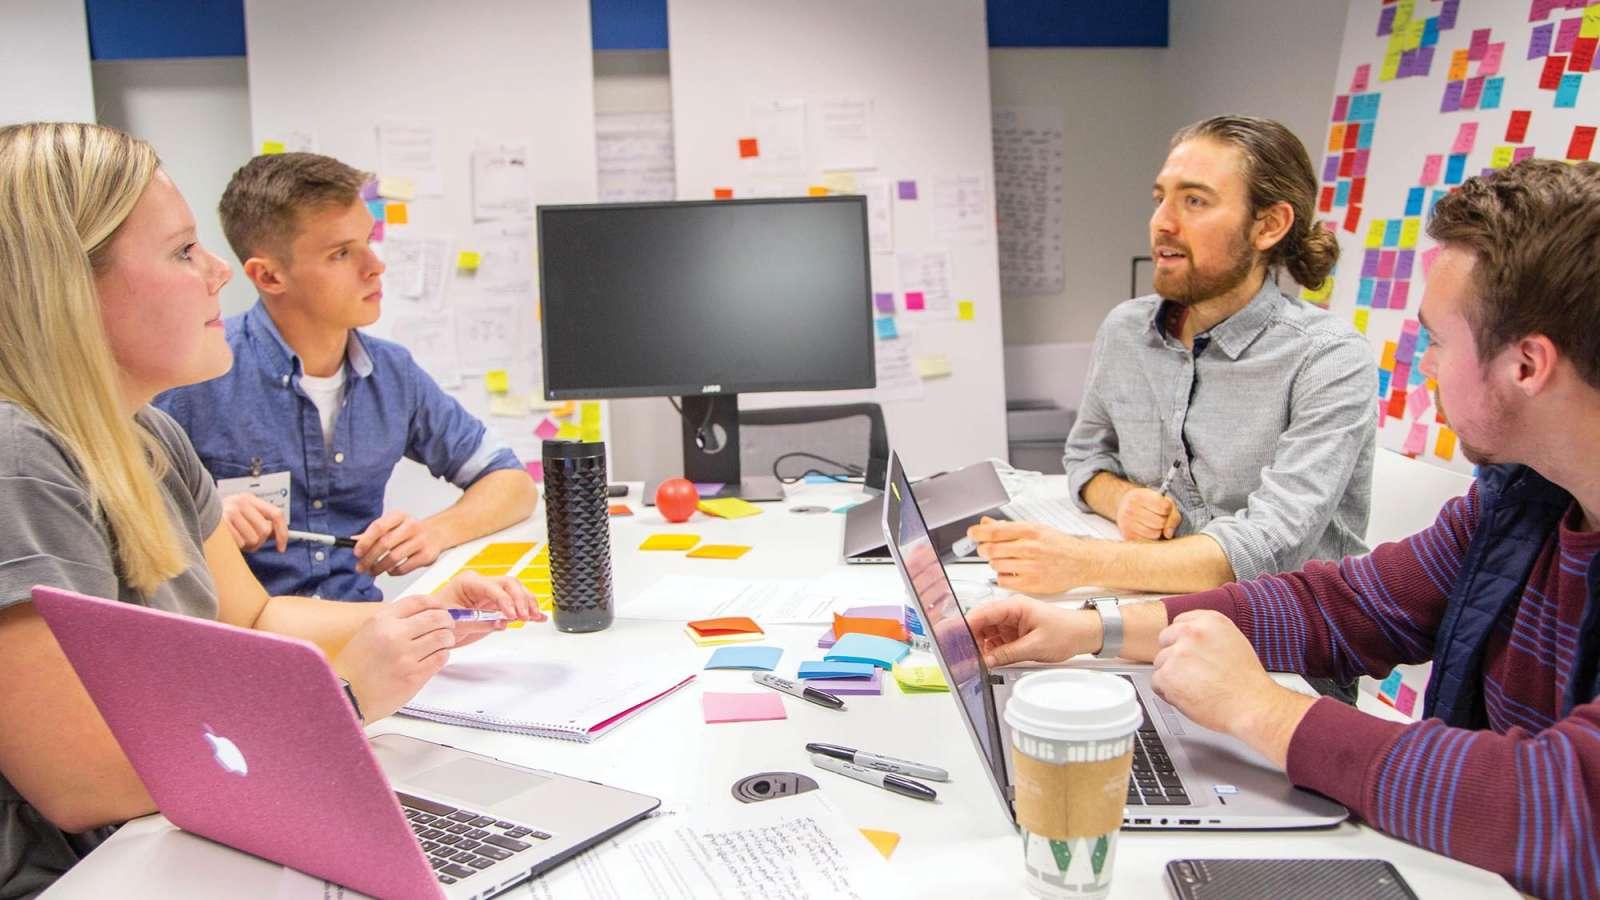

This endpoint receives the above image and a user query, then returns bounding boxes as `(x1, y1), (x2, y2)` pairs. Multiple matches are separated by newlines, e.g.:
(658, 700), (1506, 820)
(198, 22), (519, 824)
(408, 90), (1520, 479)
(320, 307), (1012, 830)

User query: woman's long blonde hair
(0, 122), (186, 595)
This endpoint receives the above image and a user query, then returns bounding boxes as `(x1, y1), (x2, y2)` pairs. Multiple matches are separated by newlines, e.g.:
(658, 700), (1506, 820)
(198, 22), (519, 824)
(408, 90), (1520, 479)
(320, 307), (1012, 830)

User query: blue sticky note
(1555, 73), (1582, 109)
(1356, 122), (1374, 149)
(1379, 670), (1403, 698)
(1334, 179), (1351, 207)
(798, 660), (877, 679)
(1405, 187), (1425, 217)
(1377, 369), (1391, 398)
(1480, 77), (1504, 110)
(824, 633), (910, 669)
(1444, 153), (1467, 185)
(1422, 16), (1439, 47)
(875, 317), (898, 340)
(365, 199), (385, 219)
(706, 645), (783, 671)
(1430, 189), (1448, 212)
(1383, 219), (1402, 247)
(1357, 278), (1375, 307)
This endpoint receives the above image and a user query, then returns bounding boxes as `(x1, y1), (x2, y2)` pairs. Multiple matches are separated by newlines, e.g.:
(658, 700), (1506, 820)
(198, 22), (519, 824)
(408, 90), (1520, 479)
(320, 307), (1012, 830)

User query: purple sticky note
(1440, 80), (1464, 112)
(533, 417), (559, 440)
(1361, 249), (1380, 278)
(1416, 45), (1436, 76)
(1557, 16), (1582, 53)
(360, 180), (380, 201)
(1439, 0), (1460, 29)
(1322, 154), (1340, 182)
(905, 291), (926, 311)
(1530, 22), (1555, 58)
(692, 482), (724, 496)
(702, 691), (786, 724)
(873, 292), (894, 313)
(1377, 6), (1397, 36)
(1373, 280), (1393, 309)
(807, 669), (883, 696)
(897, 179), (918, 200)
(1396, 249), (1415, 279)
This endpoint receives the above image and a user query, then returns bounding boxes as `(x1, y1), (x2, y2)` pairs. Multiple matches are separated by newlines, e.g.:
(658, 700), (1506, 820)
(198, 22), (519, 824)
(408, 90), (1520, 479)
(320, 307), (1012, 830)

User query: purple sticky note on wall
(874, 292), (895, 313)
(897, 180), (918, 200)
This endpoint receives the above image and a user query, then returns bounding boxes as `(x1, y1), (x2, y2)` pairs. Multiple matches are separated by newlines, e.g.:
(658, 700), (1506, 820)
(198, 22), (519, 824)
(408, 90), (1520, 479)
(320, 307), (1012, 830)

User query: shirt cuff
(1200, 519), (1278, 583)
(1161, 586), (1240, 623)
(1065, 457), (1121, 514)
(452, 445), (522, 489)
(1285, 696), (1407, 819)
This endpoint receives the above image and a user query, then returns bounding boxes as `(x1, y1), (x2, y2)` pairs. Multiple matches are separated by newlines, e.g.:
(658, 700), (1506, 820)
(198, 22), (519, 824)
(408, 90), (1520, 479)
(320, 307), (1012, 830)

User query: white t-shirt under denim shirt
(0, 402), (221, 899)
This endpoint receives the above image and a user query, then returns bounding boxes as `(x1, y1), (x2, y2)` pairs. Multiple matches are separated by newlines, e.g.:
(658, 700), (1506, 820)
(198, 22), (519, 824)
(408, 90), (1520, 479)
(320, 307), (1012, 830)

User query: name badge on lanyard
(216, 468), (291, 518)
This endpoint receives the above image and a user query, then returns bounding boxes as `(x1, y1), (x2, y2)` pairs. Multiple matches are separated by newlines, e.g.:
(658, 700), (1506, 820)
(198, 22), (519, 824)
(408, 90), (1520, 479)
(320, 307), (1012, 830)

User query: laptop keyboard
(398, 792), (550, 885)
(1117, 678), (1190, 807)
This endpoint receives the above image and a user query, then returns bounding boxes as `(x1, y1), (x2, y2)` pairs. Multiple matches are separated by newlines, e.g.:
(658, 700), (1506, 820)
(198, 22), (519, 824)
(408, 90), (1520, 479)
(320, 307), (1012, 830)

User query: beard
(1444, 378), (1516, 466)
(1153, 222), (1259, 306)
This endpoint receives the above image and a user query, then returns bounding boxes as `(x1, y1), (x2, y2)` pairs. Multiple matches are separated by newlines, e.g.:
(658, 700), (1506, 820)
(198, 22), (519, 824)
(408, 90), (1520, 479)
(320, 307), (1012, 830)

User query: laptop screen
(882, 453), (1011, 809)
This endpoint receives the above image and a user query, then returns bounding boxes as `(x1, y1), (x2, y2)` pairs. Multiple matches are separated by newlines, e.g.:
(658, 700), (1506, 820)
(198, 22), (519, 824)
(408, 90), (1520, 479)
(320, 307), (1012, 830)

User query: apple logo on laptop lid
(203, 724), (249, 776)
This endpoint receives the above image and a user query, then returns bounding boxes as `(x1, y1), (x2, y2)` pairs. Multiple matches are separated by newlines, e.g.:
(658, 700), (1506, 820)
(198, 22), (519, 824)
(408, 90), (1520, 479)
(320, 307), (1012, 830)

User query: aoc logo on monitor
(202, 724), (249, 776)
(700, 385), (722, 393)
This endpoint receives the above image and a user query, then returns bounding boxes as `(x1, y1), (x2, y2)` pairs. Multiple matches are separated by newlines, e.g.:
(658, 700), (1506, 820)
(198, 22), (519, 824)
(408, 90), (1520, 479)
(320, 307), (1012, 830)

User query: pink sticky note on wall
(1451, 122), (1479, 154)
(905, 291), (926, 311)
(534, 417), (559, 440)
(525, 461), (544, 483)
(1395, 683), (1419, 717)
(1403, 421), (1429, 456)
(1420, 154), (1443, 185)
(702, 692), (786, 724)
(1407, 384), (1433, 419)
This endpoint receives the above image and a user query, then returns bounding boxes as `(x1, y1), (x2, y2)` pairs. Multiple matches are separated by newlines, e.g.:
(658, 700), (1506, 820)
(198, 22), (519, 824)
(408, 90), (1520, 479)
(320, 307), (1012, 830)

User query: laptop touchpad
(411, 757), (548, 808)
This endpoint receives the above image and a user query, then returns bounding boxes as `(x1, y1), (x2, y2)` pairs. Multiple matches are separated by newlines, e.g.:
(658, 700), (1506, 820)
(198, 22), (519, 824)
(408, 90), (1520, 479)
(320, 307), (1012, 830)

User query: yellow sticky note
(1379, 48), (1402, 82)
(697, 497), (763, 519)
(1584, 3), (1600, 39)
(457, 251), (482, 271)
(915, 354), (952, 379)
(385, 202), (409, 225)
(579, 400), (601, 425)
(820, 171), (857, 193)
(377, 176), (416, 201)
(461, 563), (512, 576)
(893, 662), (950, 692)
(485, 370), (510, 393)
(1353, 308), (1370, 334)
(489, 393), (527, 417)
(1381, 341), (1398, 370)
(261, 140), (287, 155)
(556, 423), (581, 440)
(859, 829), (901, 860)
(640, 534), (701, 551)
(580, 425), (601, 442)
(686, 544), (752, 560)
(1489, 145), (1514, 170)
(1399, 218), (1420, 249)
(957, 300), (975, 321)
(472, 542), (538, 564)
(1302, 278), (1333, 303)
(1365, 219), (1386, 249)
(807, 185), (830, 196)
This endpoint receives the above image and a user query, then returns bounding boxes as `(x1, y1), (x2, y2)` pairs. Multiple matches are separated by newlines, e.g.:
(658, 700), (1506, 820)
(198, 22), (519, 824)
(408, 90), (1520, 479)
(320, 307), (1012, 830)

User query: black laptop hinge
(989, 673), (1005, 686)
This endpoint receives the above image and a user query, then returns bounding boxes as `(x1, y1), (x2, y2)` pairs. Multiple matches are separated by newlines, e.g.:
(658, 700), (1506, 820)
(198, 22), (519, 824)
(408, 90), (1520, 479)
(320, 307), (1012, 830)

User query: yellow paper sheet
(639, 534), (701, 551)
(686, 544), (752, 560)
(697, 497), (763, 519)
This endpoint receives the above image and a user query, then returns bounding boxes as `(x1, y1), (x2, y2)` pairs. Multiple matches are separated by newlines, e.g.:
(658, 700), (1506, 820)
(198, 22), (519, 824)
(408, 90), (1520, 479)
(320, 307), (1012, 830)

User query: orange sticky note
(608, 503), (633, 517)
(385, 202), (409, 225)
(688, 616), (763, 637)
(1435, 426), (1458, 461)
(808, 185), (829, 196)
(639, 533), (700, 551)
(834, 613), (909, 643)
(738, 137), (759, 158)
(687, 544), (752, 560)
(860, 829), (901, 860)
(713, 187), (734, 199)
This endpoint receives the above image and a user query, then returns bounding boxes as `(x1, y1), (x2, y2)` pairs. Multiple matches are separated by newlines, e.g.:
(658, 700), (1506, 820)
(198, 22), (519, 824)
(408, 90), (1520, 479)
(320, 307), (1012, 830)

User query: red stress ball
(655, 478), (700, 523)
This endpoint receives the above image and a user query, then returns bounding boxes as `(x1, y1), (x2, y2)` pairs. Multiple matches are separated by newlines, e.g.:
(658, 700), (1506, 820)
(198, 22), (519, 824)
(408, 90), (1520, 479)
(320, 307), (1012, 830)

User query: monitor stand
(643, 394), (785, 505)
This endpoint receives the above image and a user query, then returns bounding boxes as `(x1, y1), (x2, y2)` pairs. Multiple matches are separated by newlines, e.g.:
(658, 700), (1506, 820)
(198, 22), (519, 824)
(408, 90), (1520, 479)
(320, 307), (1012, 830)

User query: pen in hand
(286, 529), (358, 549)
(1155, 459), (1182, 498)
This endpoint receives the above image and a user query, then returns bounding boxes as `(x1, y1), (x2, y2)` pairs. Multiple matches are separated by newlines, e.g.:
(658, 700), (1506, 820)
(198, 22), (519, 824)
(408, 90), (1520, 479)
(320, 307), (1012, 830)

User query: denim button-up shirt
(1063, 281), (1376, 581)
(156, 301), (520, 600)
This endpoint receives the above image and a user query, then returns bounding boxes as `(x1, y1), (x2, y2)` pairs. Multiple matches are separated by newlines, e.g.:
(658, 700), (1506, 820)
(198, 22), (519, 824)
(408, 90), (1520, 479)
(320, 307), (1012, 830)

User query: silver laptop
(843, 458), (1013, 563)
(879, 454), (1348, 831)
(35, 586), (658, 899)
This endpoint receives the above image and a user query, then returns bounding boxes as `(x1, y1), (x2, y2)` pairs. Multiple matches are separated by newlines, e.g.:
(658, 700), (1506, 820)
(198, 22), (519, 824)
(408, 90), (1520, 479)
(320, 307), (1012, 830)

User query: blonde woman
(0, 122), (543, 898)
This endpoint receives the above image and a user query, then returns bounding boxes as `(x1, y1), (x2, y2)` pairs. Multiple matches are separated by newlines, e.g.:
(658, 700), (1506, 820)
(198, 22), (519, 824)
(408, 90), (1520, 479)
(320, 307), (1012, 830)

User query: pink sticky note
(702, 691), (786, 724)
(1420, 154), (1443, 185)
(533, 417), (559, 440)
(1351, 63), (1371, 92)
(1451, 122), (1479, 155)
(370, 221), (385, 243)
(1481, 42), (1505, 75)
(525, 461), (544, 483)
(905, 291), (926, 311)
(1403, 421), (1429, 456)
(1407, 384), (1433, 419)
(1390, 280), (1411, 310)
(1395, 683), (1419, 716)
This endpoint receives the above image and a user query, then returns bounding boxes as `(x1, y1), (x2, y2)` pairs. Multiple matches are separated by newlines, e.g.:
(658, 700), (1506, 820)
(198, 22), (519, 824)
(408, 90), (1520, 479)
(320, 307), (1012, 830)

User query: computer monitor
(537, 196), (875, 500)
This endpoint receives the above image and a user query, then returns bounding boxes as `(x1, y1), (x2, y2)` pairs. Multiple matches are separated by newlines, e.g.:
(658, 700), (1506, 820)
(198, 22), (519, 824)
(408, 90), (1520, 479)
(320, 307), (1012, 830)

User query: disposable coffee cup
(1002, 669), (1141, 900)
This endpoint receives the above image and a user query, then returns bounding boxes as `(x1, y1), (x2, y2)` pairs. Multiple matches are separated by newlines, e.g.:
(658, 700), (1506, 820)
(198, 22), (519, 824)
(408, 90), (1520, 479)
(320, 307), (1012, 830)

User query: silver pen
(804, 742), (949, 781)
(1155, 459), (1182, 497)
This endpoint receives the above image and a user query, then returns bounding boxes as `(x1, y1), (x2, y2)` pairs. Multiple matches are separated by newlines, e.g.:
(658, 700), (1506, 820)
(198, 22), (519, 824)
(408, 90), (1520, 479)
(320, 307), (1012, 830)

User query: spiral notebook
(399, 634), (697, 743)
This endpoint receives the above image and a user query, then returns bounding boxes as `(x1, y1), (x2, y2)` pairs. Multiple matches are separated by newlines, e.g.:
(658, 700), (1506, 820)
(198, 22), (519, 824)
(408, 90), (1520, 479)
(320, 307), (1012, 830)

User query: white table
(47, 479), (1515, 899)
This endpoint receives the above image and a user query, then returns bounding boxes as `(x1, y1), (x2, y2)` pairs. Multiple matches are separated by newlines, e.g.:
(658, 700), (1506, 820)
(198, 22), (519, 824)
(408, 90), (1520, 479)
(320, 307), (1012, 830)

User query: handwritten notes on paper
(816, 97), (876, 171)
(454, 306), (516, 368)
(380, 236), (451, 308)
(897, 251), (954, 315)
(471, 142), (532, 221)
(377, 121), (443, 195)
(748, 98), (808, 176)
(932, 174), (989, 244)
(993, 106), (1066, 295)
(596, 111), (676, 203)
(873, 337), (924, 402)
(390, 314), (460, 388)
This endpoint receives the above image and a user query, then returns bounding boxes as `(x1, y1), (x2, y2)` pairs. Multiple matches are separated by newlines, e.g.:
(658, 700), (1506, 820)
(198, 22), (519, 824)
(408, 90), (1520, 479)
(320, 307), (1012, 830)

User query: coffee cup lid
(1002, 669), (1142, 742)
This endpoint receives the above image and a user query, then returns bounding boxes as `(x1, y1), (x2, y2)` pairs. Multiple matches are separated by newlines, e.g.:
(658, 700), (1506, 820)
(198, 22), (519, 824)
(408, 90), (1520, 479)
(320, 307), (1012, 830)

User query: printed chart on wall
(1312, 0), (1599, 473)
(245, 0), (606, 488)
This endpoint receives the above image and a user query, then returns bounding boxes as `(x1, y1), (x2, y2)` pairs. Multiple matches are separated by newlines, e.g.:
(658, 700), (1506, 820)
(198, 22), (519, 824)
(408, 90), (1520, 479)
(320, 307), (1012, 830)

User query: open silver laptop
(843, 459), (1014, 564)
(879, 453), (1348, 831)
(34, 586), (658, 899)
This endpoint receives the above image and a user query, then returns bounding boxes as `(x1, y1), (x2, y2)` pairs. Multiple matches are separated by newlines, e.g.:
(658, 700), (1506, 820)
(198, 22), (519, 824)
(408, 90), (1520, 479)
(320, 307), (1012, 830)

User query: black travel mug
(541, 440), (614, 633)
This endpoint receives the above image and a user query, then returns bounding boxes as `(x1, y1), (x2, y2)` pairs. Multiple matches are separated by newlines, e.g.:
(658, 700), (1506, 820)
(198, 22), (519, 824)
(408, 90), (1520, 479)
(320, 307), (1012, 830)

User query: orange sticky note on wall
(833, 613), (909, 643)
(1435, 426), (1458, 461)
(738, 137), (759, 158)
(713, 187), (734, 199)
(385, 202), (409, 225)
(808, 185), (829, 196)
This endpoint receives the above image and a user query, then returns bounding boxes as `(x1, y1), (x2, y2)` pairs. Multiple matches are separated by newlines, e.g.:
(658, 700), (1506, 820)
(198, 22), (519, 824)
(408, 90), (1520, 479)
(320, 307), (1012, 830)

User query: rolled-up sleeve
(1063, 324), (1126, 512)
(403, 362), (523, 490)
(1202, 332), (1376, 580)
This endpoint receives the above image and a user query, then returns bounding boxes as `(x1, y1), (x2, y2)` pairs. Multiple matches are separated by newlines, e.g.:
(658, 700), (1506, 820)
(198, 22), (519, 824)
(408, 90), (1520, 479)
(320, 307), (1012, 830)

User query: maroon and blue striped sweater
(1166, 481), (1600, 899)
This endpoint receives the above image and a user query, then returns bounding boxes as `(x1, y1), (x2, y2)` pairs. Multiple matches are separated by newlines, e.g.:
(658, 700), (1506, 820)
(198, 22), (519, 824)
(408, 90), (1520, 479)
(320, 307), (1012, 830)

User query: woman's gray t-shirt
(0, 402), (221, 899)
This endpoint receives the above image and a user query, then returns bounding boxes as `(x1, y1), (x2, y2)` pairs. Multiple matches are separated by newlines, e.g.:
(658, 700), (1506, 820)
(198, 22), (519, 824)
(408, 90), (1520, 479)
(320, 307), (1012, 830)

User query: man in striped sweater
(966, 157), (1600, 898)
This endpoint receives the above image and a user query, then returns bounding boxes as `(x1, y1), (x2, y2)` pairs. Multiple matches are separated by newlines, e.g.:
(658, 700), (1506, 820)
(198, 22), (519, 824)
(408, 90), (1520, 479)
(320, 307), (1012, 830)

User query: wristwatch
(1083, 596), (1123, 660)
(338, 676), (365, 724)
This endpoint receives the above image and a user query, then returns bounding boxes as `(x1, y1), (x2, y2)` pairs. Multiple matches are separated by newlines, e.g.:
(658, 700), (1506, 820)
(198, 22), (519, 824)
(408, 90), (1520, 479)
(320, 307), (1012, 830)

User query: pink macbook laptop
(33, 586), (659, 900)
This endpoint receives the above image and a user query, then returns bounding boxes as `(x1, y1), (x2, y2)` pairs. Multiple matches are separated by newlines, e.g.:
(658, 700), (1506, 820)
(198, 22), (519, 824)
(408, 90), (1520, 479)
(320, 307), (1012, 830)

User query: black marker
(286, 529), (358, 549)
(809, 753), (937, 801)
(752, 672), (845, 710)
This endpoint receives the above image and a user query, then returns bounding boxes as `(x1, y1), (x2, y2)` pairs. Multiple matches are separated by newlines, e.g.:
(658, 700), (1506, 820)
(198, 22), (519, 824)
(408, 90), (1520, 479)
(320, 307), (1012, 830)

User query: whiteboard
(243, 0), (602, 517)
(0, 0), (93, 124)
(1315, 0), (1600, 473)
(665, 0), (1010, 475)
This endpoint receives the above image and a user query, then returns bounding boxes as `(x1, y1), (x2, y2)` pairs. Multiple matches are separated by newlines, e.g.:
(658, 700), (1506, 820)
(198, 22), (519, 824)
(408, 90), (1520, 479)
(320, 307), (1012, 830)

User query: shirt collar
(244, 299), (374, 379)
(1147, 279), (1285, 360)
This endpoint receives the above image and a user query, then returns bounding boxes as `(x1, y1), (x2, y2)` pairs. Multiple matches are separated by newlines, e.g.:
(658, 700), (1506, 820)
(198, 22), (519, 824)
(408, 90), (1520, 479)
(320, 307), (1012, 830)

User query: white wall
(0, 0), (94, 124)
(92, 58), (258, 317)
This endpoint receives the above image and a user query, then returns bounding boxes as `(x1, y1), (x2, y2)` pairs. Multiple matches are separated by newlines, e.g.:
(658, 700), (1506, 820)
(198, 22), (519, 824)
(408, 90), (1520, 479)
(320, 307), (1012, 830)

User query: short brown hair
(1170, 115), (1339, 291)
(1427, 159), (1600, 389)
(218, 152), (370, 263)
